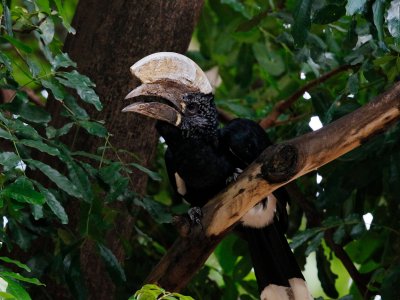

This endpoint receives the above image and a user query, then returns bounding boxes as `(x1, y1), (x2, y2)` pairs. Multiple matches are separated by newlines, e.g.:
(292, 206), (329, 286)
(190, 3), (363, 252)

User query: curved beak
(122, 101), (181, 126)
(122, 52), (212, 126)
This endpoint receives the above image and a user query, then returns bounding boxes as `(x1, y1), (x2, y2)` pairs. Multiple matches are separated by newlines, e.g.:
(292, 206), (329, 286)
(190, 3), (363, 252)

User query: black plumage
(157, 93), (305, 294)
(122, 52), (311, 299)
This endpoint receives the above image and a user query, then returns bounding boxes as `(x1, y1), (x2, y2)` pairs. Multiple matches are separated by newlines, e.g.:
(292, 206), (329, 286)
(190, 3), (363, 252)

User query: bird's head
(122, 52), (218, 139)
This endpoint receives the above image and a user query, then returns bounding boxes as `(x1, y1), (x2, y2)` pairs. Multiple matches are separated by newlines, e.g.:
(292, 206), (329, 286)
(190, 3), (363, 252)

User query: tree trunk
(45, 1), (204, 299)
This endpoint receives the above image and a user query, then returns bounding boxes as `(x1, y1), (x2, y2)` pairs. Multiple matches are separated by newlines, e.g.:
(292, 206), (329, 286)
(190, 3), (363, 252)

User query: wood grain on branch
(146, 82), (400, 291)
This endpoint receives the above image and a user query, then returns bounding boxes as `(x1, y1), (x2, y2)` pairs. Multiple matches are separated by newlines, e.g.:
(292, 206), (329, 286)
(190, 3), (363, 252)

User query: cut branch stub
(259, 144), (299, 183)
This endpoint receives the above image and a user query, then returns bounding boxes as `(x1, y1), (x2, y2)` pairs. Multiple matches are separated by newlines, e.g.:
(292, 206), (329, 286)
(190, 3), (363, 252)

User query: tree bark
(44, 1), (204, 299)
(145, 82), (400, 292)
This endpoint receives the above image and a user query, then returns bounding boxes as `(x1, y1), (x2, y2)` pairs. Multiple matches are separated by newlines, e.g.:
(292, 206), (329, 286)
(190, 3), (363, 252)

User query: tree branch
(145, 82), (400, 292)
(259, 64), (355, 129)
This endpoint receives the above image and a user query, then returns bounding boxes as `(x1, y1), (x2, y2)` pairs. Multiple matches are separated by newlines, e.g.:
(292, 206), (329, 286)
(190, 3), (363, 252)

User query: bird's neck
(156, 121), (219, 151)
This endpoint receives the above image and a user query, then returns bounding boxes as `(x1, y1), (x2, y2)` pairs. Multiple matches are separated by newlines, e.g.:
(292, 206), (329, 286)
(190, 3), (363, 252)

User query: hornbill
(122, 52), (312, 300)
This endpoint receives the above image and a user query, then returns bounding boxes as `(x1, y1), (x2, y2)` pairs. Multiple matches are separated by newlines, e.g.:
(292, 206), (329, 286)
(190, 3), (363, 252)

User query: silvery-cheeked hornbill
(122, 52), (312, 300)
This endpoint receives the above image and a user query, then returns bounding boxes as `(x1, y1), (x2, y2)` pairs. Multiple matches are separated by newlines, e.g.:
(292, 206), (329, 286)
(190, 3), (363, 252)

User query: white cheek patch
(241, 194), (277, 228)
(288, 278), (313, 300)
(174, 172), (187, 196)
(260, 284), (293, 300)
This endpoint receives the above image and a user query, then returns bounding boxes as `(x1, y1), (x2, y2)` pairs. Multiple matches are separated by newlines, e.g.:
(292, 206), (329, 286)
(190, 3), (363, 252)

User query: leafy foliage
(0, 1), (169, 299)
(0, 0), (399, 299)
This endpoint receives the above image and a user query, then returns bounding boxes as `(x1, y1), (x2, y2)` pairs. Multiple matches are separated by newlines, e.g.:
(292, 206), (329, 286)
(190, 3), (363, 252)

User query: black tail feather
(238, 224), (304, 293)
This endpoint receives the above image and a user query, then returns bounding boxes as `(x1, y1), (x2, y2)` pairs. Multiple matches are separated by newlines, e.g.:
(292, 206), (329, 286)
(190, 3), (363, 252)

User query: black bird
(122, 52), (312, 300)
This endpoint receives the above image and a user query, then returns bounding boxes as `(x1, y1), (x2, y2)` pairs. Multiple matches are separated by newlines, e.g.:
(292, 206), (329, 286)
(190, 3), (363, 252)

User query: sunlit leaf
(372, 0), (386, 48)
(346, 0), (367, 15)
(386, 0), (400, 38)
(1, 36), (32, 53)
(0, 257), (31, 272)
(4, 279), (31, 300)
(53, 0), (76, 34)
(1, 271), (44, 285)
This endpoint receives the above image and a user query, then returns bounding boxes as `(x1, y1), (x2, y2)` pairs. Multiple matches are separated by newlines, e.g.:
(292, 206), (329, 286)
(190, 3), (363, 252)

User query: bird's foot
(188, 206), (203, 230)
(226, 168), (243, 185)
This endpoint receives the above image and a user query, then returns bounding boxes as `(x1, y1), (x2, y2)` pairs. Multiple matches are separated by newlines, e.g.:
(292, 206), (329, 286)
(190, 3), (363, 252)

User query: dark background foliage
(0, 0), (399, 299)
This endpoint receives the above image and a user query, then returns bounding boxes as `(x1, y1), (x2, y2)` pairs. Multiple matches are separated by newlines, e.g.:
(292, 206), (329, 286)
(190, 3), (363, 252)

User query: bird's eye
(186, 102), (198, 114)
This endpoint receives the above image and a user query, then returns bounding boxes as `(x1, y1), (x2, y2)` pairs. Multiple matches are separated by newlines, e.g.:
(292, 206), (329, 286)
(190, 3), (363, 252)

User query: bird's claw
(226, 168), (243, 185)
(188, 206), (203, 230)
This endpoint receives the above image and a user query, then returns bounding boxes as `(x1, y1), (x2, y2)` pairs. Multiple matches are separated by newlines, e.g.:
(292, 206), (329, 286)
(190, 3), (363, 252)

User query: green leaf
(10, 119), (41, 140)
(41, 78), (66, 101)
(53, 0), (76, 34)
(221, 0), (251, 19)
(252, 43), (285, 77)
(214, 235), (238, 276)
(1, 271), (44, 286)
(4, 95), (51, 124)
(19, 139), (61, 156)
(233, 256), (252, 280)
(26, 58), (40, 78)
(134, 197), (172, 224)
(347, 73), (359, 95)
(1, 0), (13, 36)
(316, 248), (339, 298)
(130, 163), (161, 181)
(346, 0), (367, 15)
(56, 71), (102, 111)
(0, 50), (13, 71)
(305, 231), (324, 255)
(97, 243), (126, 284)
(36, 0), (51, 13)
(0, 257), (31, 272)
(0, 128), (14, 141)
(77, 121), (107, 137)
(372, 0), (386, 47)
(1, 177), (45, 205)
(36, 184), (68, 224)
(52, 53), (77, 70)
(387, 0), (400, 38)
(62, 95), (89, 119)
(333, 225), (346, 244)
(292, 0), (313, 48)
(312, 5), (345, 24)
(27, 159), (82, 198)
(1, 36), (32, 53)
(58, 151), (93, 202)
(4, 279), (31, 300)
(0, 152), (21, 170)
(46, 123), (73, 139)
(39, 17), (55, 45)
(290, 228), (321, 249)
(0, 291), (16, 299)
